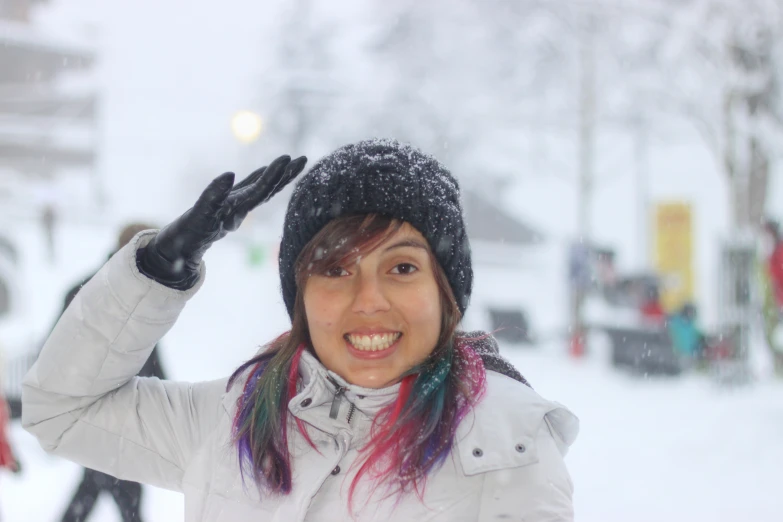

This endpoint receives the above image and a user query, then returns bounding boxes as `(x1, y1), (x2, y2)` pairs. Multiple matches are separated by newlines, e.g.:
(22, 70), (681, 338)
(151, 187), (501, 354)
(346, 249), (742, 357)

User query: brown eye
(391, 263), (418, 275)
(326, 266), (349, 277)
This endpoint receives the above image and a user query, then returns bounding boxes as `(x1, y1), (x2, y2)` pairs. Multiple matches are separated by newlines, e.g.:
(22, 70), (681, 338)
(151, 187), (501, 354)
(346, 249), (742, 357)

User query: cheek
(304, 286), (341, 333)
(404, 285), (442, 329)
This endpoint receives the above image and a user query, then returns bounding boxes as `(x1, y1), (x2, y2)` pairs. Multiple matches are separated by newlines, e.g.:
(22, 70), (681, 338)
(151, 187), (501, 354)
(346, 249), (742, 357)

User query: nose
(351, 272), (391, 315)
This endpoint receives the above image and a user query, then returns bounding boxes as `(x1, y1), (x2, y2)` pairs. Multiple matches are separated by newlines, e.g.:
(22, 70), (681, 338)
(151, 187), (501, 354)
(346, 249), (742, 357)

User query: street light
(230, 110), (265, 262)
(230, 110), (263, 144)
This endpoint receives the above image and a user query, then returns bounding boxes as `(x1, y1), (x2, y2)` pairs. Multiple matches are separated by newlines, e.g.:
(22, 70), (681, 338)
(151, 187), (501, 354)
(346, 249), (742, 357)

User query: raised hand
(137, 155), (307, 289)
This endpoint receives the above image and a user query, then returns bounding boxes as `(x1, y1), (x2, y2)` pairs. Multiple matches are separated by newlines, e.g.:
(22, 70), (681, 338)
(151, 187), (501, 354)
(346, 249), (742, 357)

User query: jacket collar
(296, 350), (400, 416)
(287, 351), (400, 441)
(223, 332), (528, 427)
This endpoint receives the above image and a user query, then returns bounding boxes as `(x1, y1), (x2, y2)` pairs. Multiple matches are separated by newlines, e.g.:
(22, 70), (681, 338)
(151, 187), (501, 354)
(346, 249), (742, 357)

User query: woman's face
(303, 223), (442, 388)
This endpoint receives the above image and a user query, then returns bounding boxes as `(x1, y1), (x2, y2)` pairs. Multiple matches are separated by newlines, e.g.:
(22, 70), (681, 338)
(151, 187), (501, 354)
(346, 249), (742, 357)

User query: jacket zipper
(326, 375), (345, 419)
(326, 375), (355, 424)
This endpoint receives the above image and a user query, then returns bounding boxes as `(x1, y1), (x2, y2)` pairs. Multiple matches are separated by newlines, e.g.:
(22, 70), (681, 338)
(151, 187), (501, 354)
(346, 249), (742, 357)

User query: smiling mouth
(344, 332), (402, 352)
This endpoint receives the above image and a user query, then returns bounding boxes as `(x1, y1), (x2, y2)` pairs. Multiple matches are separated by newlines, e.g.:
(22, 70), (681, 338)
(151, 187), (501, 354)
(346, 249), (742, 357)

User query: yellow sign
(654, 202), (694, 312)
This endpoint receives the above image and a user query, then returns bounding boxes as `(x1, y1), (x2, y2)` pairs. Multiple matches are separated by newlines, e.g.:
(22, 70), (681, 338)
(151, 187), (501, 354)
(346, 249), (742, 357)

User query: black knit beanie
(279, 138), (473, 320)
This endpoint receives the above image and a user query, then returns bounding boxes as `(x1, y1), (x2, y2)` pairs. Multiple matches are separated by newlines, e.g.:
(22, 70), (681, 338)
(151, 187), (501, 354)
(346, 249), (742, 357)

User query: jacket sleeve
(521, 418), (575, 521)
(21, 231), (224, 492)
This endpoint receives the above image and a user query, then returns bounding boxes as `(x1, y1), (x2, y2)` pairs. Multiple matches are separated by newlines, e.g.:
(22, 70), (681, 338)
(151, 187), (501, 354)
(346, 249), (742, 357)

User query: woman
(22, 139), (578, 521)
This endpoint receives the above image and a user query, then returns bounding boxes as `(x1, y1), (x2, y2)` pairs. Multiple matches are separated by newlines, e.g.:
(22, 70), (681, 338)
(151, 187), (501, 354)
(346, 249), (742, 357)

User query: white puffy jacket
(22, 232), (579, 521)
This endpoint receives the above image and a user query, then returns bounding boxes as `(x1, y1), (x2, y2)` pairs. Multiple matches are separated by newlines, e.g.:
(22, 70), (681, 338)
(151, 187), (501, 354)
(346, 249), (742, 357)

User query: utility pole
(571, 11), (596, 358)
(634, 113), (650, 269)
(578, 23), (595, 243)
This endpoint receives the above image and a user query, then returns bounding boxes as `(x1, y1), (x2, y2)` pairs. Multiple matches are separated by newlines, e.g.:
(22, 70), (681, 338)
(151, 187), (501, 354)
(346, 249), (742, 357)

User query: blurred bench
(604, 326), (682, 376)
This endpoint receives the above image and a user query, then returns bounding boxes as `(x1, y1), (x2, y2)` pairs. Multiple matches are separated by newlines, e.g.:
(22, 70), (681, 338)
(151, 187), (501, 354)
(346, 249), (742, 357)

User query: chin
(349, 373), (395, 389)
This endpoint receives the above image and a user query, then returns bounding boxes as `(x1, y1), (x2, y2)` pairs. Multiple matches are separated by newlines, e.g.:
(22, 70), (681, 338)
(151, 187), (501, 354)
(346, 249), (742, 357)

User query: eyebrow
(383, 239), (430, 253)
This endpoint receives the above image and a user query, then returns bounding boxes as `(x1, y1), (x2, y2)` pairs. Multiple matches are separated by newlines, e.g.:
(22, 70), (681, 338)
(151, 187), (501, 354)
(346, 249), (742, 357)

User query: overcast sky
(39, 0), (291, 221)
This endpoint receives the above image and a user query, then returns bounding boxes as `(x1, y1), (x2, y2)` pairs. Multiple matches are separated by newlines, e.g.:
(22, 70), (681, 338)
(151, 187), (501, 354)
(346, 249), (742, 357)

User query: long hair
(228, 214), (486, 505)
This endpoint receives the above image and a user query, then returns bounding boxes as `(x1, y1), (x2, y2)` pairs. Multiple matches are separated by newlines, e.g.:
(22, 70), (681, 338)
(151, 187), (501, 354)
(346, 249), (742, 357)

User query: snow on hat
(279, 138), (473, 319)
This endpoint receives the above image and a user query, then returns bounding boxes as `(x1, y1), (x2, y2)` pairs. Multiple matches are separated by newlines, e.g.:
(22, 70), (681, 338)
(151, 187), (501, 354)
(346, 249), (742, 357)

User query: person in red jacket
(762, 220), (783, 308)
(0, 346), (20, 475)
(0, 396), (19, 474)
(640, 286), (666, 325)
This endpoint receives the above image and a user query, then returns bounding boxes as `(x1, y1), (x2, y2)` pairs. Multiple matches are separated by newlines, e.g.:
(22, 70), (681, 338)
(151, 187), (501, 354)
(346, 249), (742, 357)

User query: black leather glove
(137, 154), (307, 289)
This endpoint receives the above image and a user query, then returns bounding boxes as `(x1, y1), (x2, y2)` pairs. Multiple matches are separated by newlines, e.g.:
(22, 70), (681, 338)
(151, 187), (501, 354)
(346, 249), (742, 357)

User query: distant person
(0, 349), (20, 476)
(667, 302), (705, 366)
(761, 219), (783, 309)
(640, 286), (666, 325)
(57, 223), (165, 522)
(0, 398), (20, 475)
(759, 219), (783, 372)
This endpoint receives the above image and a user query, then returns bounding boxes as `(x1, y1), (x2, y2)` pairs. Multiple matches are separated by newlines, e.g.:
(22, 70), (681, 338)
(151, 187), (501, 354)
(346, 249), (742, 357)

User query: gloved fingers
(195, 172), (235, 214)
(228, 159), (283, 210)
(222, 154), (305, 228)
(234, 155), (292, 214)
(233, 165), (267, 191)
(254, 154), (291, 197)
(266, 155), (307, 201)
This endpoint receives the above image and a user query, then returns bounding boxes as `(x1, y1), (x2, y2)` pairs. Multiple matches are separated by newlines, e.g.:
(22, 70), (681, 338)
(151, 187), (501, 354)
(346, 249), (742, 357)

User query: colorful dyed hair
(227, 214), (487, 507)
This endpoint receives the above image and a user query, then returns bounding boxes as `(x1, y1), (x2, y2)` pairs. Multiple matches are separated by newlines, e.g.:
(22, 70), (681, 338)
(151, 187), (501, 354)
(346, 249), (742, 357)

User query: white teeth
(346, 332), (401, 351)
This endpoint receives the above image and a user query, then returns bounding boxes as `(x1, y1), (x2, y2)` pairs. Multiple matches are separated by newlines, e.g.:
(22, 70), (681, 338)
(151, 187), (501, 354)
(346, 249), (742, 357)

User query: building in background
(461, 190), (544, 345)
(0, 0), (100, 221)
(0, 0), (100, 416)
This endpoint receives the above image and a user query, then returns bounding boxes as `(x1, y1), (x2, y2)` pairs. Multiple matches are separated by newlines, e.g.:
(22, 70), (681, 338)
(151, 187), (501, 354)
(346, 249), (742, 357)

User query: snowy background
(3, 223), (782, 522)
(1, 0), (782, 521)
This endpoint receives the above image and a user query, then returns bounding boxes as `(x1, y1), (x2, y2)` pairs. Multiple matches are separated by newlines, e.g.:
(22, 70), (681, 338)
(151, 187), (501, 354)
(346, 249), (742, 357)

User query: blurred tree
(618, 0), (783, 230)
(221, 0), (783, 235)
(364, 0), (481, 167)
(260, 0), (339, 153)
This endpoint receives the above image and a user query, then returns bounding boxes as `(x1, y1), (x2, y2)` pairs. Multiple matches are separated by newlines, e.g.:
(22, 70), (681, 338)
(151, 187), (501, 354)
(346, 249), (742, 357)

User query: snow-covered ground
(4, 342), (782, 522)
(0, 221), (781, 522)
